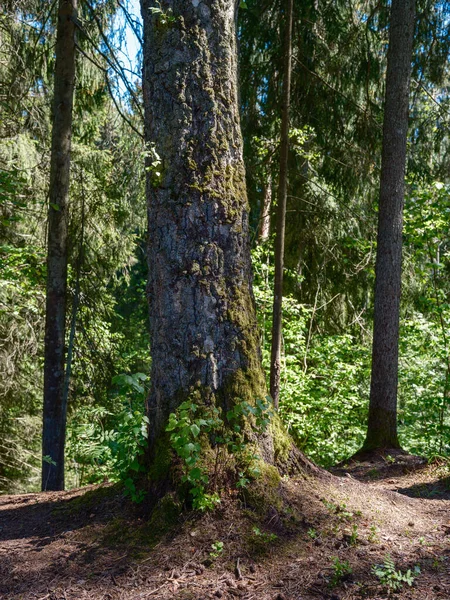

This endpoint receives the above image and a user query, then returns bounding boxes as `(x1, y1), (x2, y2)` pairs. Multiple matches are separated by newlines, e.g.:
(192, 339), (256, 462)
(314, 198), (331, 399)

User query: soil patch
(1, 460), (449, 599)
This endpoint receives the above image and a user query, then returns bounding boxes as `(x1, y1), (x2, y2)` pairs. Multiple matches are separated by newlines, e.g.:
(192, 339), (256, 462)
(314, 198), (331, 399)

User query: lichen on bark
(141, 0), (316, 492)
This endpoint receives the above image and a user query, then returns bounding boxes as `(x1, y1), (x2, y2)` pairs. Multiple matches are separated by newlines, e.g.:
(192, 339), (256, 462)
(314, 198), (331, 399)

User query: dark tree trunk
(140, 0), (318, 484)
(363, 0), (415, 451)
(142, 0), (270, 458)
(270, 0), (293, 409)
(42, 0), (77, 491)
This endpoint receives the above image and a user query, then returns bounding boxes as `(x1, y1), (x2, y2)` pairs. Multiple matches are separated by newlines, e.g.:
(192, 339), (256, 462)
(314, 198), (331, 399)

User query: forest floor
(1, 452), (449, 600)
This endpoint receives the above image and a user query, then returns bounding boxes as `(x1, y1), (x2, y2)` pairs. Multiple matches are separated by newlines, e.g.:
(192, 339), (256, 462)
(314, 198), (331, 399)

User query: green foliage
(330, 557), (352, 587)
(368, 524), (378, 543)
(148, 2), (177, 26)
(66, 372), (149, 502)
(3, 0), (450, 498)
(166, 397), (272, 510)
(401, 181), (450, 456)
(372, 555), (420, 592)
(0, 0), (147, 494)
(209, 541), (224, 558)
(43, 455), (56, 467)
(349, 524), (359, 546)
(253, 244), (370, 466)
(251, 526), (278, 544)
(247, 526), (278, 556)
(252, 224), (450, 464)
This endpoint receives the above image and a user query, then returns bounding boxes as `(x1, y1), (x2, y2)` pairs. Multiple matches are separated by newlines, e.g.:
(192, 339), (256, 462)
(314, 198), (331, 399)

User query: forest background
(1, 0), (450, 494)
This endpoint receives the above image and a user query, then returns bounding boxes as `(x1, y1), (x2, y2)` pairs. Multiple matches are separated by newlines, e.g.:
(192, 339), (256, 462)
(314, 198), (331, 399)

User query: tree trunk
(142, 0), (268, 451)
(141, 0), (316, 484)
(363, 0), (415, 451)
(270, 0), (293, 409)
(42, 0), (77, 491)
(257, 174), (272, 242)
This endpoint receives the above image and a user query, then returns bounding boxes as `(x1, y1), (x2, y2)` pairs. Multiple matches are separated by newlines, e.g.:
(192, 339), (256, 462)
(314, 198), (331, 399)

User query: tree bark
(141, 0), (319, 492)
(270, 0), (293, 409)
(42, 0), (77, 491)
(257, 174), (272, 242)
(142, 0), (270, 458)
(140, 0), (320, 487)
(364, 0), (415, 451)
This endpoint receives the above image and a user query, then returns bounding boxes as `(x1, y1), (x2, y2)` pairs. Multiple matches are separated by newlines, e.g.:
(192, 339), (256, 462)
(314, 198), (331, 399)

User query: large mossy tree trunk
(141, 0), (315, 484)
(363, 0), (415, 452)
(42, 0), (77, 492)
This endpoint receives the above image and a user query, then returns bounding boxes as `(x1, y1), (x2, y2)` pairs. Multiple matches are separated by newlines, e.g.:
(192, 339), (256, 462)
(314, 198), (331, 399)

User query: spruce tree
(363, 0), (416, 451)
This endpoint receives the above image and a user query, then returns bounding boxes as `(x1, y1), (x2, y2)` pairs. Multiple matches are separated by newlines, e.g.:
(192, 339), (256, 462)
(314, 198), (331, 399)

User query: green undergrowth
(253, 241), (450, 466)
(163, 394), (273, 511)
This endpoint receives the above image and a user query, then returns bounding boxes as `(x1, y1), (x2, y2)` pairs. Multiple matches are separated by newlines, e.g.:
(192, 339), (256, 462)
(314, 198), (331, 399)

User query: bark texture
(364, 0), (415, 451)
(42, 0), (77, 491)
(142, 0), (271, 461)
(270, 0), (293, 409)
(257, 174), (272, 242)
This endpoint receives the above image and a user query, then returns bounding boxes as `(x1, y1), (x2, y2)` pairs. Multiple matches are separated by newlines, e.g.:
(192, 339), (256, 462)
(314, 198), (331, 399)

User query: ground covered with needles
(1, 454), (449, 600)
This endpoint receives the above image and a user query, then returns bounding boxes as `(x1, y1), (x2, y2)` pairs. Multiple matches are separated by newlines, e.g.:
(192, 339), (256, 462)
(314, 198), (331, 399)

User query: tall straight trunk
(142, 0), (271, 460)
(270, 0), (293, 409)
(364, 0), (415, 451)
(42, 0), (77, 491)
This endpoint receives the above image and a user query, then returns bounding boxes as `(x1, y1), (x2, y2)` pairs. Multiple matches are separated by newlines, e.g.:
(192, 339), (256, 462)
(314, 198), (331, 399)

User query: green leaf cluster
(166, 397), (272, 510)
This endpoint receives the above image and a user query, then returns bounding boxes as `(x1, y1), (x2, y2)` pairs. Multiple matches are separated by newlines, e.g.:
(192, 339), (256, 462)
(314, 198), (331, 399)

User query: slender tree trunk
(257, 174), (272, 242)
(270, 0), (293, 409)
(42, 0), (77, 491)
(363, 0), (415, 451)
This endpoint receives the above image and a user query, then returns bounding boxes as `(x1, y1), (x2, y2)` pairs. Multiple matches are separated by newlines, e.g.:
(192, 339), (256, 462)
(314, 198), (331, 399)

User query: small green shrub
(66, 372), (149, 502)
(210, 541), (224, 558)
(372, 554), (420, 592)
(166, 397), (272, 510)
(330, 557), (352, 587)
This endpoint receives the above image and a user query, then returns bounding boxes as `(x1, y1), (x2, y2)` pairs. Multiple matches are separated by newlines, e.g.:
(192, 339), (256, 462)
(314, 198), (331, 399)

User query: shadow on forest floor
(1, 462), (450, 599)
(331, 449), (450, 500)
(395, 476), (450, 500)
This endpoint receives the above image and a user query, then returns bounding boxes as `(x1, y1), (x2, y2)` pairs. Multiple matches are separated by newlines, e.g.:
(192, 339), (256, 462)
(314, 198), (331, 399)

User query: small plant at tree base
(307, 527), (318, 540)
(166, 397), (273, 510)
(236, 471), (250, 488)
(210, 541), (224, 559)
(330, 557), (352, 587)
(372, 554), (420, 592)
(248, 526), (278, 555)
